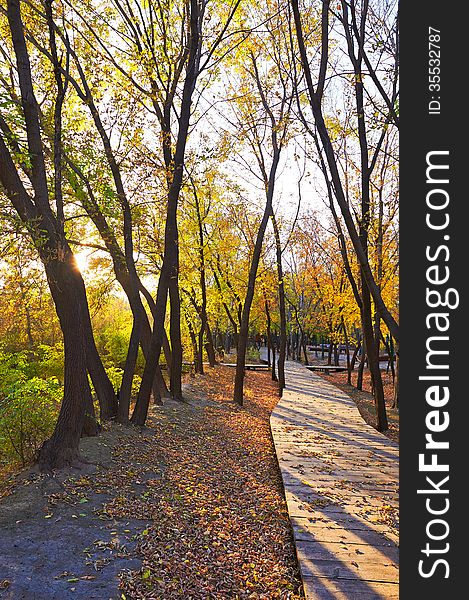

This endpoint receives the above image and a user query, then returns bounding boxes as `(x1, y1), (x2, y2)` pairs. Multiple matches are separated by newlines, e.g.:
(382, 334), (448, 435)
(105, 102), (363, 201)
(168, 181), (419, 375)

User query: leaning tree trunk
(38, 256), (94, 469)
(78, 290), (118, 420)
(117, 320), (141, 424)
(65, 160), (169, 405)
(2, 0), (103, 467)
(361, 289), (388, 431)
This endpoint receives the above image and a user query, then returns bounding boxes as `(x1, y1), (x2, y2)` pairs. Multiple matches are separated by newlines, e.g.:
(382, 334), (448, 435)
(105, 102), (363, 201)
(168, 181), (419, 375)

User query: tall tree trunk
(2, 0), (102, 468)
(264, 296), (272, 368)
(169, 277), (183, 399)
(271, 211), (286, 394)
(234, 149), (281, 405)
(38, 257), (94, 469)
(132, 0), (201, 421)
(117, 320), (141, 424)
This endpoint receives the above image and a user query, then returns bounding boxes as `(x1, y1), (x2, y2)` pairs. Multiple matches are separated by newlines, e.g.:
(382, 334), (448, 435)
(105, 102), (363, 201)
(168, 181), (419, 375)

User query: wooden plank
(291, 518), (398, 546)
(302, 577), (399, 600)
(295, 539), (398, 565)
(296, 554), (398, 584)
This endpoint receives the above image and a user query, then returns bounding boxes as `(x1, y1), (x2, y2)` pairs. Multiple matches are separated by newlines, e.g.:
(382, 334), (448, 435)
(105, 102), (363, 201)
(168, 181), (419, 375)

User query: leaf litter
(113, 367), (304, 598)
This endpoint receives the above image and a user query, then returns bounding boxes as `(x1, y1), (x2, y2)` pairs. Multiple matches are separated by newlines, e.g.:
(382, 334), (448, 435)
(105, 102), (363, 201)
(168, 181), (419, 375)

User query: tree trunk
(80, 299), (118, 420)
(133, 0), (202, 420)
(350, 338), (361, 371)
(265, 297), (272, 368)
(38, 257), (93, 469)
(169, 277), (183, 400)
(392, 340), (399, 409)
(2, 0), (101, 467)
(271, 211), (286, 394)
(234, 150), (281, 405)
(357, 344), (366, 391)
(341, 317), (352, 385)
(362, 290), (388, 431)
(65, 161), (168, 403)
(117, 320), (141, 424)
(193, 177), (216, 370)
(204, 322), (217, 367)
(184, 310), (199, 373)
(271, 341), (277, 382)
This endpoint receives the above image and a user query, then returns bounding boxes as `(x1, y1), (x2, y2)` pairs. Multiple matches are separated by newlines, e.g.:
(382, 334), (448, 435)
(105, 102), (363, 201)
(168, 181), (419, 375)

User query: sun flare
(74, 251), (89, 273)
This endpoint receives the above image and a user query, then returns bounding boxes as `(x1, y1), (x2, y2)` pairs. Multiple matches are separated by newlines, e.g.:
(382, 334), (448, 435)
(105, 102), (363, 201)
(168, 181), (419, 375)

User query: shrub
(246, 347), (260, 362)
(35, 344), (64, 382)
(0, 350), (33, 386)
(101, 365), (142, 400)
(0, 377), (61, 466)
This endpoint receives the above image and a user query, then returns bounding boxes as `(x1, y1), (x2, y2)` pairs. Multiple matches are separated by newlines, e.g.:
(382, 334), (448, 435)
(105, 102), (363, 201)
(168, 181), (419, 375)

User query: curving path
(268, 357), (399, 599)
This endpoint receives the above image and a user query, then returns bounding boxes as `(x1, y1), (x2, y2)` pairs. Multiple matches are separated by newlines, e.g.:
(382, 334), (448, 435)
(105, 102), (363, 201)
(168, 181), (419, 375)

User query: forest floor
(0, 367), (303, 599)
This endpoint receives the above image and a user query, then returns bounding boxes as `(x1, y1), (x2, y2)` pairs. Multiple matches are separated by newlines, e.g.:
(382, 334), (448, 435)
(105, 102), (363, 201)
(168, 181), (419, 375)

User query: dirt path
(0, 427), (147, 599)
(0, 368), (303, 599)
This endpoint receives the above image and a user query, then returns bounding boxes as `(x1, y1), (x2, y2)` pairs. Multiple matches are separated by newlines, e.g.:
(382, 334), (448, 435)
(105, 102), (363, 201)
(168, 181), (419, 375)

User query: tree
(225, 2), (293, 404)
(290, 0), (399, 429)
(0, 0), (118, 468)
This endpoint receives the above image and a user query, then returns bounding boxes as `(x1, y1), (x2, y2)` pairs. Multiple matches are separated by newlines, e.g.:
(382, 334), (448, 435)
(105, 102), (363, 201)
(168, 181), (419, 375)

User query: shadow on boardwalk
(269, 358), (399, 600)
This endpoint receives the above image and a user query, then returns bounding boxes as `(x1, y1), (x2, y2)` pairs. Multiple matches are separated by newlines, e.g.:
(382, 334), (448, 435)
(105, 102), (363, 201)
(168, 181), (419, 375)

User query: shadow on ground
(0, 427), (147, 600)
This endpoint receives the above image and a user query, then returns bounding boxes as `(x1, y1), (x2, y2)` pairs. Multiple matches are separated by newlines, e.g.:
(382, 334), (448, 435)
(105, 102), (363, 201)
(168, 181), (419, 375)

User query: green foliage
(104, 365), (124, 391)
(34, 344), (64, 382)
(0, 350), (34, 386)
(0, 376), (61, 466)
(103, 326), (131, 368)
(0, 349), (63, 466)
(95, 307), (145, 379)
(246, 347), (260, 362)
(103, 364), (142, 399)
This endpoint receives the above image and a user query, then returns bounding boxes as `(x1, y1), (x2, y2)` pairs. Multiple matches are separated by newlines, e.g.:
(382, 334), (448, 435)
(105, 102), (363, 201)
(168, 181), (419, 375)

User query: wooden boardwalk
(269, 359), (399, 599)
